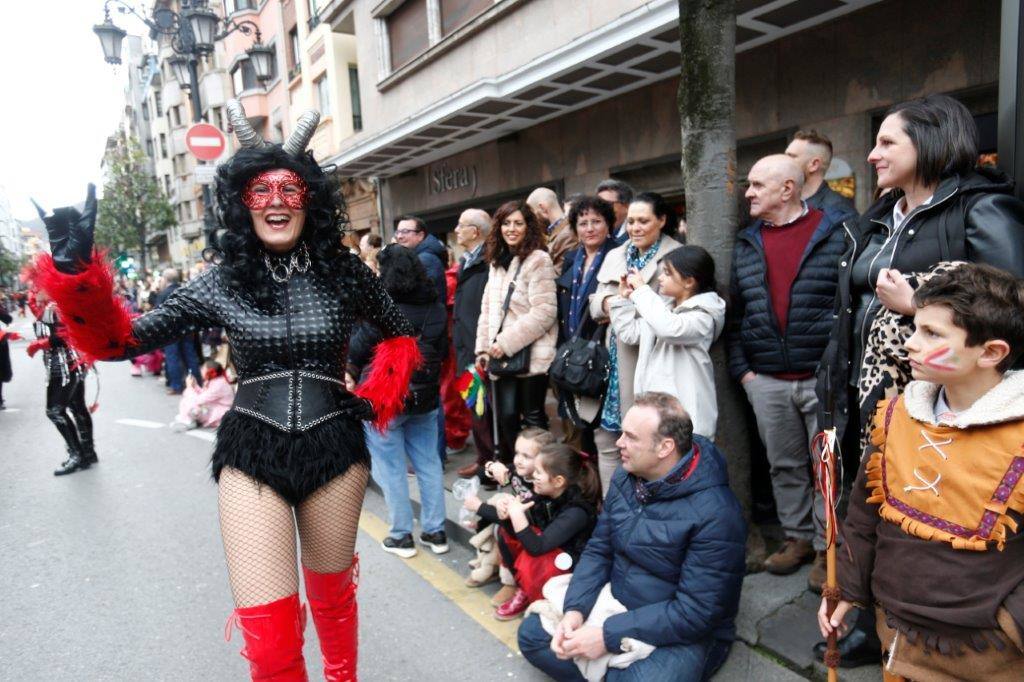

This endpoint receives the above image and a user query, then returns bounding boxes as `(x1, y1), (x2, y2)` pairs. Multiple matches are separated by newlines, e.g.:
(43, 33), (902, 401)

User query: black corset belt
(232, 370), (354, 433)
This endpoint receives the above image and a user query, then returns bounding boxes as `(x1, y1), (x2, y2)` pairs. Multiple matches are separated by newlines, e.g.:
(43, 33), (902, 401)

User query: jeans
(163, 335), (202, 392)
(364, 409), (446, 538)
(437, 404), (447, 462)
(518, 614), (731, 682)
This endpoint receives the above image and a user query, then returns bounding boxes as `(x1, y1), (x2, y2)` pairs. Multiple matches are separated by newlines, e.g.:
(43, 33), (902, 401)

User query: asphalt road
(0, 315), (546, 682)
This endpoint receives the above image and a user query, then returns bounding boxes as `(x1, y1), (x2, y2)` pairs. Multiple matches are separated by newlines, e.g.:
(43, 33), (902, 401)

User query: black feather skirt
(211, 410), (370, 505)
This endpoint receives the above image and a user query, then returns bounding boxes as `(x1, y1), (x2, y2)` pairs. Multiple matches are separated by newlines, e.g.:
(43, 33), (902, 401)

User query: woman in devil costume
(24, 285), (97, 476)
(33, 100), (420, 681)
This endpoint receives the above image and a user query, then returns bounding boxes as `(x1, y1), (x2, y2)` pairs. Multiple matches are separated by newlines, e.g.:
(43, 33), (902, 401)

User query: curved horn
(282, 110), (321, 157)
(226, 98), (266, 149)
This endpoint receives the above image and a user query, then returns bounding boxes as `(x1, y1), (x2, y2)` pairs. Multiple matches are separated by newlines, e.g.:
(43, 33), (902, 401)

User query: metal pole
(187, 55), (217, 252)
(998, 0), (1024, 201)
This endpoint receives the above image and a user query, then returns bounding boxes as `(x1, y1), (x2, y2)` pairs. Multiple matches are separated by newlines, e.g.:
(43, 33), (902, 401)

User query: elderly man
(727, 155), (847, 587)
(527, 186), (578, 270)
(452, 208), (497, 479)
(518, 392), (746, 681)
(785, 129), (857, 217)
(156, 268), (203, 395)
(394, 215), (447, 302)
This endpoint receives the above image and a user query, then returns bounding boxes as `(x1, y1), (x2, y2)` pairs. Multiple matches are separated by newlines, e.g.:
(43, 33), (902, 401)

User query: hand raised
(34, 184), (97, 274)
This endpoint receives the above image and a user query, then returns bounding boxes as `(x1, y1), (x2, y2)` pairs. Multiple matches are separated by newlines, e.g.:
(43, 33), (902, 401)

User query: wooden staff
(813, 428), (841, 681)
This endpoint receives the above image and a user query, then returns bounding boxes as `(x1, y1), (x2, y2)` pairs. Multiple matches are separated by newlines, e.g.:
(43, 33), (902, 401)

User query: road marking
(358, 510), (521, 653)
(116, 418), (165, 429)
(185, 430), (216, 442)
(0, 408), (21, 413)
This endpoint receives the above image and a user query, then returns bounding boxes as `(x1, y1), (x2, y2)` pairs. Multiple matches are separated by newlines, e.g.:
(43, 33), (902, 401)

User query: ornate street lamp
(167, 54), (192, 89)
(184, 5), (220, 52)
(246, 43), (275, 82)
(93, 13), (128, 64)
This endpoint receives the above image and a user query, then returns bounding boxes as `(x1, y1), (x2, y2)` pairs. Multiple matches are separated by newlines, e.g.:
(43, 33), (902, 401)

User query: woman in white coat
(609, 245), (725, 440)
(475, 200), (558, 465)
(588, 192), (684, 492)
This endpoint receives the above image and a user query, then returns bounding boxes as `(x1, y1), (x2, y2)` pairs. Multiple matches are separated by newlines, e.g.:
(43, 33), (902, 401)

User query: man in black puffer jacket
(727, 155), (848, 580)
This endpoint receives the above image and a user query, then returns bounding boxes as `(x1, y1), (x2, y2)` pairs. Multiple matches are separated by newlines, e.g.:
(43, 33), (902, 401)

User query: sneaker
(807, 551), (826, 594)
(764, 537), (815, 575)
(490, 584), (518, 607)
(169, 419), (197, 433)
(420, 531), (449, 555)
(381, 534), (417, 558)
(494, 588), (529, 621)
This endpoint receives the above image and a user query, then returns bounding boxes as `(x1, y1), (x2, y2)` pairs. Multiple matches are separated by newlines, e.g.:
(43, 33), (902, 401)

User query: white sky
(0, 2), (151, 221)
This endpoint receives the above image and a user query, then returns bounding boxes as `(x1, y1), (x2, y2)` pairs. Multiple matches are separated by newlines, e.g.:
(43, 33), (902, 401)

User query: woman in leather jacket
(815, 93), (1024, 667)
(33, 100), (420, 681)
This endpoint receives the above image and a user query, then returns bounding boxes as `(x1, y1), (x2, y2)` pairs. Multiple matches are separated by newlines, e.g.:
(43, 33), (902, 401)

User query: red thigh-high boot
(226, 593), (308, 681)
(303, 557), (359, 682)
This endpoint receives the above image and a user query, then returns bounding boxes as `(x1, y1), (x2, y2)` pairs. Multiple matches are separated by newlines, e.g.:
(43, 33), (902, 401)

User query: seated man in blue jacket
(518, 392), (746, 681)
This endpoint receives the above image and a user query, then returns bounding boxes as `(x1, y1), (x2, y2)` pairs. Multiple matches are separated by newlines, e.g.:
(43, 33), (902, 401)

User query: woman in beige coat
(475, 200), (558, 464)
(588, 192), (684, 493)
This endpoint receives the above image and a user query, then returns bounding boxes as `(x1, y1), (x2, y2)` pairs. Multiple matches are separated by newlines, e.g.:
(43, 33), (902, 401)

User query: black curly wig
(213, 145), (350, 306)
(376, 244), (437, 305)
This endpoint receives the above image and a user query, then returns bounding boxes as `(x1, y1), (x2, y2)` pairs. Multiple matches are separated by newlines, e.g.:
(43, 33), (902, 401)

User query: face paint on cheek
(923, 346), (961, 372)
(242, 169), (309, 210)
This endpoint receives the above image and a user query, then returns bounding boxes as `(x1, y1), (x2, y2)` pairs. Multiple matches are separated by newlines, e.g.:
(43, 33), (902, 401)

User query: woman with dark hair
(475, 200), (558, 465)
(348, 245), (449, 560)
(32, 100), (420, 680)
(588, 191), (684, 493)
(610, 245), (725, 440)
(816, 93), (1024, 666)
(554, 196), (617, 448)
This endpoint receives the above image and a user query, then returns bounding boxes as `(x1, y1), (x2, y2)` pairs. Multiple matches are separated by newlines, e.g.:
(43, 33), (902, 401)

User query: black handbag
(549, 306), (610, 399)
(488, 261), (531, 377)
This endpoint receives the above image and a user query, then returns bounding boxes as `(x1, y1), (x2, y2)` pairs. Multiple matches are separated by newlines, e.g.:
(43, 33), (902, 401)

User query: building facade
(316, 0), (1002, 244)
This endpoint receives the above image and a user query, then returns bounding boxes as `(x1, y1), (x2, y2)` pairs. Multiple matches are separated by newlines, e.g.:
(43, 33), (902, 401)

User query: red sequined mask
(242, 169), (309, 210)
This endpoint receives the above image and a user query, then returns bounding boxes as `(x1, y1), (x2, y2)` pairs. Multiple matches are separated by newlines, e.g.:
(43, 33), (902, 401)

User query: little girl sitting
(610, 245), (726, 439)
(463, 427), (553, 600)
(495, 443), (601, 621)
(170, 360), (235, 431)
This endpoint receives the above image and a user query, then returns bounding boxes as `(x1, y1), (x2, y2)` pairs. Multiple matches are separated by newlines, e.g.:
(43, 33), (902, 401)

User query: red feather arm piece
(26, 337), (50, 357)
(354, 335), (423, 432)
(33, 251), (137, 363)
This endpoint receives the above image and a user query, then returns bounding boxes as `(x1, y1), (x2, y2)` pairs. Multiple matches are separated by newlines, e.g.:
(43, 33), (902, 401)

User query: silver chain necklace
(264, 242), (311, 283)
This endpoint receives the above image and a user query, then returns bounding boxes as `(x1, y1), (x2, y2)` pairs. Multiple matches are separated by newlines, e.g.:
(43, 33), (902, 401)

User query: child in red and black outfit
(821, 264), (1024, 680)
(496, 443), (601, 621)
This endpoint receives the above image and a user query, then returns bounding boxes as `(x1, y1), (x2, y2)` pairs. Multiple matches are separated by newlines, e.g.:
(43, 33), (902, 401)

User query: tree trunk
(677, 0), (765, 567)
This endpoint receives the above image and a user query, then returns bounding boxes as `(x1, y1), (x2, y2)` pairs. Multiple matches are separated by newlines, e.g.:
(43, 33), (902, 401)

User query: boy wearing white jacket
(608, 246), (726, 439)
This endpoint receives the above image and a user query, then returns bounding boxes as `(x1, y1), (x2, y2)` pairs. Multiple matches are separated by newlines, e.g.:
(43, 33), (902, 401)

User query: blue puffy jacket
(562, 436), (746, 653)
(415, 233), (448, 302)
(725, 205), (850, 381)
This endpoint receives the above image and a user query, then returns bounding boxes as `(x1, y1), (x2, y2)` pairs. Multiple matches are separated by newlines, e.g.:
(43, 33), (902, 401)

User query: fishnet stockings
(219, 467), (299, 607)
(297, 463), (369, 573)
(218, 464), (370, 607)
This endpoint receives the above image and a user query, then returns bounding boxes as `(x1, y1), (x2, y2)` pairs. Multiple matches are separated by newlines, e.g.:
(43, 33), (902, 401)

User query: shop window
(387, 0), (429, 70)
(440, 0), (491, 36)
(348, 65), (362, 132)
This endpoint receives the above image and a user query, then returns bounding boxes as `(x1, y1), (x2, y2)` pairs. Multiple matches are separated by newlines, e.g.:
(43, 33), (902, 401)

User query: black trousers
(46, 371), (93, 456)
(493, 374), (549, 464)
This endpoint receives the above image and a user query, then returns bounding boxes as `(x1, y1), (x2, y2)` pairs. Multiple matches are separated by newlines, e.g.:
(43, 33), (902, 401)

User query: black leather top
(129, 254), (412, 430)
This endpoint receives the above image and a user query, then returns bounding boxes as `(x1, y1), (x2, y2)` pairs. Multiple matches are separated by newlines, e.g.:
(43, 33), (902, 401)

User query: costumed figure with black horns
(32, 100), (421, 681)
(22, 261), (97, 476)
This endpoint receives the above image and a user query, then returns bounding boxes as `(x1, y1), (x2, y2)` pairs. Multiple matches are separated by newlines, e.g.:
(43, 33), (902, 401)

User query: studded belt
(232, 370), (354, 433)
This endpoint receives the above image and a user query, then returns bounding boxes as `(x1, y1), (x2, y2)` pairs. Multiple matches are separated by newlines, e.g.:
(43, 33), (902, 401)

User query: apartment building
(310, 0), (1003, 240)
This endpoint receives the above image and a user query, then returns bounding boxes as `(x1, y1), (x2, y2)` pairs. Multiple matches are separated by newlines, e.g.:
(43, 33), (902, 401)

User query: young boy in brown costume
(819, 263), (1024, 680)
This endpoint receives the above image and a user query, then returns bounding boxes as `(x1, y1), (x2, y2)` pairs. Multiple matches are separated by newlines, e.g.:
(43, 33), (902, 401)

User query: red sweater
(761, 208), (823, 379)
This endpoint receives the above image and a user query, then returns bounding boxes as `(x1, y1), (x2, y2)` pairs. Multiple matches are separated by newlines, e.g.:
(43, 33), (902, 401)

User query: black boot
(78, 438), (99, 466)
(812, 610), (882, 668)
(53, 449), (88, 476)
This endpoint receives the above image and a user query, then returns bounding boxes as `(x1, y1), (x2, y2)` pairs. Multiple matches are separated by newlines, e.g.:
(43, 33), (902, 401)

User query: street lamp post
(93, 0), (273, 254)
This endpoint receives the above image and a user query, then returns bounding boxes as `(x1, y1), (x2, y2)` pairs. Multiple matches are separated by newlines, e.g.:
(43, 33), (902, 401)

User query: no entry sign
(185, 123), (226, 161)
